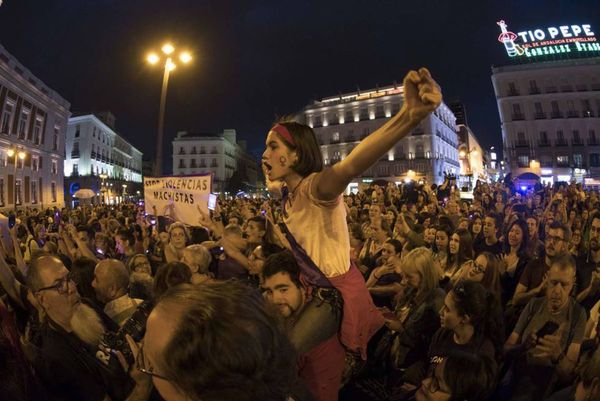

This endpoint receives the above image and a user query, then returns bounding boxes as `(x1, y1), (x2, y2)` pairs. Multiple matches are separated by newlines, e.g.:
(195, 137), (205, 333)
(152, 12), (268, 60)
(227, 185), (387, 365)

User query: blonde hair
(402, 247), (439, 296)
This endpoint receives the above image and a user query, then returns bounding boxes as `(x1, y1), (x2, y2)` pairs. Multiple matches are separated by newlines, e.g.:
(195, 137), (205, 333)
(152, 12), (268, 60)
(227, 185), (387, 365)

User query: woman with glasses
(415, 350), (497, 401)
(453, 252), (503, 302)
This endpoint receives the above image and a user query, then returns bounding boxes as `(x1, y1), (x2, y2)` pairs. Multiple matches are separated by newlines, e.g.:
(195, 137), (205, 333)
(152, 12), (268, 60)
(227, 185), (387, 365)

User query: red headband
(271, 124), (296, 146)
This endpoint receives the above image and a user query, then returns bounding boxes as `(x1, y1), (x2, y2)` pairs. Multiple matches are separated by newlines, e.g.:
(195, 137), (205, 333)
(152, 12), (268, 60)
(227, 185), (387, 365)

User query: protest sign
(144, 174), (212, 226)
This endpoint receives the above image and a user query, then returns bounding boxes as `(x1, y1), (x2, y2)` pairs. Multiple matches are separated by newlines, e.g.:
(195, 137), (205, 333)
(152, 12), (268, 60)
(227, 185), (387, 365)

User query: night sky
(1, 0), (598, 171)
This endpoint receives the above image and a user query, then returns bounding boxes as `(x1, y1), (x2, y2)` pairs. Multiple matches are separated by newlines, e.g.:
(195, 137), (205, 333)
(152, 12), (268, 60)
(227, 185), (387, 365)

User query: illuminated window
(332, 132), (339, 143)
(0, 100), (14, 134)
(556, 155), (569, 166)
(18, 108), (30, 139)
(15, 179), (22, 205)
(51, 182), (57, 202)
(517, 155), (529, 167)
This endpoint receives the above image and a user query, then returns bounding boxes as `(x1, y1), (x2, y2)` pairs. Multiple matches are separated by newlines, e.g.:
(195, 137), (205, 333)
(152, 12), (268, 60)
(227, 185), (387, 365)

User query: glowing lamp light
(520, 186), (527, 191)
(147, 53), (160, 64)
(7, 149), (14, 157)
(179, 52), (192, 63)
(161, 43), (175, 55)
(166, 60), (176, 71)
(459, 150), (466, 158)
(18, 151), (25, 159)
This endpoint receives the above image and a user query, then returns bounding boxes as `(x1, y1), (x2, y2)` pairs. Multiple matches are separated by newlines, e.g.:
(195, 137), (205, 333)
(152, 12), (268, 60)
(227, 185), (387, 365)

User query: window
(33, 117), (42, 144)
(17, 108), (29, 139)
(51, 182), (57, 203)
(557, 130), (565, 142)
(53, 130), (59, 151)
(72, 164), (78, 176)
(517, 155), (529, 167)
(52, 160), (58, 175)
(179, 159), (186, 168)
(517, 132), (526, 141)
(211, 158), (218, 167)
(31, 181), (37, 204)
(529, 80), (539, 93)
(14, 179), (23, 205)
(32, 156), (38, 171)
(556, 155), (569, 166)
(540, 131), (548, 142)
(92, 127), (96, 137)
(75, 124), (80, 137)
(0, 100), (14, 134)
(508, 82), (518, 95)
(0, 178), (3, 206)
(574, 154), (583, 167)
(332, 132), (339, 143)
(573, 130), (581, 144)
(591, 153), (600, 167)
(512, 104), (523, 119)
(590, 130), (597, 144)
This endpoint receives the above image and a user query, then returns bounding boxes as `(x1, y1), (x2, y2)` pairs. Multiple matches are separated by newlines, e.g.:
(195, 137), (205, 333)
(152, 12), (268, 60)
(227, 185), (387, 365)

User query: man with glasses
(26, 253), (138, 401)
(512, 222), (570, 308)
(505, 253), (586, 400)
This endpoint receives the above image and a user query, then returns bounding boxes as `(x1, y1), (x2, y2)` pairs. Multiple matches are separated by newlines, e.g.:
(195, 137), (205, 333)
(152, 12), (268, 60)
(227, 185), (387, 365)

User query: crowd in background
(1, 175), (600, 401)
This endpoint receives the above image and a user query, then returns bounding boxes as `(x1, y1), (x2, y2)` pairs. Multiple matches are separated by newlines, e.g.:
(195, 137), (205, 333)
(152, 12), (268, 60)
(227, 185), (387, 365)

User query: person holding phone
(504, 253), (587, 400)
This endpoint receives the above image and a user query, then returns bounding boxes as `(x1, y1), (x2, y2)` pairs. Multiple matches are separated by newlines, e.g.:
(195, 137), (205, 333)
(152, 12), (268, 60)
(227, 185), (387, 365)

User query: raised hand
(401, 68), (443, 125)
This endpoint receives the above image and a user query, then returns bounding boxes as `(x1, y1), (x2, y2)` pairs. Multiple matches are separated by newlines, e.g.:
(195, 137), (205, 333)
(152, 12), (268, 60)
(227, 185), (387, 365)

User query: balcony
(538, 140), (551, 147)
(551, 111), (563, 119)
(529, 88), (541, 95)
(588, 138), (599, 146)
(545, 86), (558, 93)
(583, 110), (595, 118)
(90, 151), (96, 159)
(567, 110), (579, 118)
(512, 113), (525, 121)
(508, 89), (520, 96)
(555, 139), (568, 147)
(70, 150), (80, 159)
(514, 140), (529, 148)
(191, 149), (197, 154)
(534, 112), (547, 120)
(572, 139), (584, 146)
(200, 148), (206, 154)
(330, 139), (340, 144)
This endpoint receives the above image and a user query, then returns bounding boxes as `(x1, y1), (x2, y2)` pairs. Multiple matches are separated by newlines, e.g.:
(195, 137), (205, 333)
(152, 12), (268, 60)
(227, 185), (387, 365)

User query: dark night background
(1, 0), (598, 171)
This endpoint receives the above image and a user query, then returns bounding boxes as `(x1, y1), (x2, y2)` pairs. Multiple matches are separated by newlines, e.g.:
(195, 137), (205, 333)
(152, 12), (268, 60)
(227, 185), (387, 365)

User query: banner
(144, 174), (212, 226)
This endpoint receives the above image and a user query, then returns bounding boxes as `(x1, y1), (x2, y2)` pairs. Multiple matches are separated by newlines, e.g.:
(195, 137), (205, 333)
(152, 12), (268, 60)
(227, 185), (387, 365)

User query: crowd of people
(1, 69), (600, 401)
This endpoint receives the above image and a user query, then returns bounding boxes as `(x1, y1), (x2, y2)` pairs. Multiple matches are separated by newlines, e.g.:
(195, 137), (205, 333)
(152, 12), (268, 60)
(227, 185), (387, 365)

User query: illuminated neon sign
(497, 20), (599, 58)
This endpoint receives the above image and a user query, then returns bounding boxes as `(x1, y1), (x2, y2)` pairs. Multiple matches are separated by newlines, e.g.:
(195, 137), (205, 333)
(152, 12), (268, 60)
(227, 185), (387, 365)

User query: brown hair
(273, 118), (323, 177)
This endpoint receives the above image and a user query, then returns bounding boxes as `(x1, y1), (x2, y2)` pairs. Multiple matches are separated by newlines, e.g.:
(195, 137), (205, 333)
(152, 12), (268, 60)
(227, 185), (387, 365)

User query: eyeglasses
(36, 273), (75, 295)
(136, 342), (170, 381)
(470, 260), (487, 276)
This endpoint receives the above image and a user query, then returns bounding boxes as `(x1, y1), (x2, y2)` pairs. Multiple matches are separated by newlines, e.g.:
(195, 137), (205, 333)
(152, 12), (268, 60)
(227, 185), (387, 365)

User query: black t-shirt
(427, 327), (495, 375)
(474, 237), (503, 256)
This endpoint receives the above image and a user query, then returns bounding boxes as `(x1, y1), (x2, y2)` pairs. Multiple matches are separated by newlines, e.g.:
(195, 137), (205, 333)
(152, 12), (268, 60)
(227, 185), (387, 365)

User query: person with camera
(25, 253), (148, 401)
(504, 253), (587, 401)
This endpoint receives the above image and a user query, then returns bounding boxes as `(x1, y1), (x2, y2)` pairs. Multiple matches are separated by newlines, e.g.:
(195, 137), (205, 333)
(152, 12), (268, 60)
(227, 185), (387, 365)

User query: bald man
(92, 259), (143, 326)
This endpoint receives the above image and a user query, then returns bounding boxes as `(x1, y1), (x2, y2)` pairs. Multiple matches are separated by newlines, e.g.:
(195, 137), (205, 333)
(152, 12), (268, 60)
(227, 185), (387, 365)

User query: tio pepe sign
(497, 20), (600, 59)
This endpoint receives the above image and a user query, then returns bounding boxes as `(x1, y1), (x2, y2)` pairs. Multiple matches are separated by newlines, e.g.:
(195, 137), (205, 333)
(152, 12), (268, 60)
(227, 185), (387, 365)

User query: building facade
(457, 124), (487, 188)
(64, 113), (143, 205)
(492, 57), (600, 185)
(0, 44), (70, 211)
(298, 83), (459, 188)
(172, 129), (259, 193)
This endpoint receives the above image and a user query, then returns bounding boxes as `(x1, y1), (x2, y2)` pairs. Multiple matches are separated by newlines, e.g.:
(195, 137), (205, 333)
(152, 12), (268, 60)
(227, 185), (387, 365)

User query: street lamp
(99, 173), (108, 204)
(7, 146), (27, 211)
(146, 42), (193, 176)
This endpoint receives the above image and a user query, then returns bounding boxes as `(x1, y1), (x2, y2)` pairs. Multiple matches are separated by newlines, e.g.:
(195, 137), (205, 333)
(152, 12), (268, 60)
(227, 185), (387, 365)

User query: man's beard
(590, 238), (600, 252)
(70, 303), (106, 347)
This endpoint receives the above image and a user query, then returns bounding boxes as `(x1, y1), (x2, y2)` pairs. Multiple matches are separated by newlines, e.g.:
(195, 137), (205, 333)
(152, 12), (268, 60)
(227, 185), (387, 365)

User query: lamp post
(7, 147), (26, 211)
(146, 43), (192, 177)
